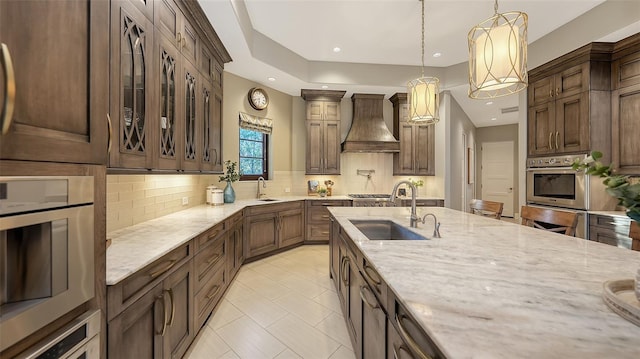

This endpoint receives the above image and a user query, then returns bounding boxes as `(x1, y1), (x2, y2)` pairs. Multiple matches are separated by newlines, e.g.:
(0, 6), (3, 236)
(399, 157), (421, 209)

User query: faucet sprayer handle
(433, 222), (441, 238)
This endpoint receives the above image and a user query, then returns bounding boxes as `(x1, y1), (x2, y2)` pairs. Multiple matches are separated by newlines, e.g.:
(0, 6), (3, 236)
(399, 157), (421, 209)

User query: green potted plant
(219, 160), (242, 203)
(317, 186), (328, 197)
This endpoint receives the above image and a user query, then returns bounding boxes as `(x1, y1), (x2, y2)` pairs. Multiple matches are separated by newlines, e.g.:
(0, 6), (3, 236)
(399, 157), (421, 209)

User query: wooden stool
(520, 206), (579, 236)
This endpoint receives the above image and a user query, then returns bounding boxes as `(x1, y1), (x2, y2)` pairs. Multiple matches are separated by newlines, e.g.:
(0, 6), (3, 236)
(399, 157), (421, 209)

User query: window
(239, 128), (268, 180)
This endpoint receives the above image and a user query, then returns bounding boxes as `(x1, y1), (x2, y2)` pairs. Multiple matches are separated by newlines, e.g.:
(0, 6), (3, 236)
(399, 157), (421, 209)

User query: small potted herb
(317, 186), (328, 197)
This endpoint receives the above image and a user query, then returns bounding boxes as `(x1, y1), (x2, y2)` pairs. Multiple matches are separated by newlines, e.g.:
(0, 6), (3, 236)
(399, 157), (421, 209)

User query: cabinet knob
(1, 43), (16, 135)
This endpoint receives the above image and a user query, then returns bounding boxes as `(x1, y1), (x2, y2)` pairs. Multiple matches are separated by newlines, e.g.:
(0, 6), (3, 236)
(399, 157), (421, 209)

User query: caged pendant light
(407, 0), (440, 124)
(468, 0), (528, 99)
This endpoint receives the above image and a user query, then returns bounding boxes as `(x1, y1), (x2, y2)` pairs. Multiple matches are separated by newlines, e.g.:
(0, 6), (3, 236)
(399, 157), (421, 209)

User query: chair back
(520, 206), (579, 236)
(469, 199), (504, 220)
(629, 221), (640, 252)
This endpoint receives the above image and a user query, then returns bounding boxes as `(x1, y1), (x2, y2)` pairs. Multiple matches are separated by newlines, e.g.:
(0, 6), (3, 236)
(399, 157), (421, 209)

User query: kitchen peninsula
(329, 206), (640, 358)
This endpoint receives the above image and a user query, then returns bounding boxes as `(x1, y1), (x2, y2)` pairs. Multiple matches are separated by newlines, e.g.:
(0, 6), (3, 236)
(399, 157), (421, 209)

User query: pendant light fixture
(468, 0), (528, 99)
(407, 0), (440, 124)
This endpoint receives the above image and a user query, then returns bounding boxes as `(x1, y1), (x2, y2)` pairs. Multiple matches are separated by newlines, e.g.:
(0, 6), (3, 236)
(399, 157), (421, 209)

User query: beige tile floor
(184, 245), (355, 359)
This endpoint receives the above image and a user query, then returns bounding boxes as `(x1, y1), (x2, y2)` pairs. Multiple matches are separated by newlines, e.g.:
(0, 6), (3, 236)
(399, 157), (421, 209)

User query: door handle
(107, 113), (113, 153)
(156, 293), (168, 336)
(555, 131), (559, 150)
(548, 132), (553, 150)
(165, 289), (175, 327)
(359, 286), (380, 310)
(1, 43), (16, 135)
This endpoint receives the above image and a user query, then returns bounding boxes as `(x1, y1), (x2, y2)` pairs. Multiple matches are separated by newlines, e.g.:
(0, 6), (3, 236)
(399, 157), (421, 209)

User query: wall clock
(248, 87), (269, 110)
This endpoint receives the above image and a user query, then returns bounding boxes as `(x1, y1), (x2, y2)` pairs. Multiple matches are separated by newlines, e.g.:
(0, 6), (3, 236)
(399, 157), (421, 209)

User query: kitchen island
(328, 206), (640, 358)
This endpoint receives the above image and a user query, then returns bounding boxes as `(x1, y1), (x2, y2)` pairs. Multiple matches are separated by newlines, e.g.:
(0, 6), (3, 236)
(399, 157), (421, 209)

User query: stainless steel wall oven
(0, 176), (94, 352)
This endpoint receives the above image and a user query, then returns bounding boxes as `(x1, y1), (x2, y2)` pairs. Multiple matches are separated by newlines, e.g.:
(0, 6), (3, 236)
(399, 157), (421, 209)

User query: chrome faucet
(257, 176), (266, 198)
(421, 213), (441, 238)
(389, 180), (418, 228)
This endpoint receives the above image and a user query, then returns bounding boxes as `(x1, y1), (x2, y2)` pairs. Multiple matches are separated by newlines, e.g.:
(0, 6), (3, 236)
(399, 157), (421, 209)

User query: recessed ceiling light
(485, 101), (493, 105)
(267, 77), (276, 82)
(432, 52), (442, 58)
(321, 85), (329, 89)
(491, 117), (497, 121)
(333, 47), (341, 53)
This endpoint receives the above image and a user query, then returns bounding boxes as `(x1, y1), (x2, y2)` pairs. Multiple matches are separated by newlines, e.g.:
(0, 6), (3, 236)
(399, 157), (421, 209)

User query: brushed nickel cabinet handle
(205, 284), (221, 300)
(555, 131), (559, 150)
(548, 132), (553, 150)
(321, 231), (330, 235)
(549, 89), (552, 98)
(341, 256), (350, 284)
(149, 259), (177, 279)
(177, 32), (182, 45)
(1, 43), (16, 135)
(107, 113), (113, 153)
(165, 288), (175, 326)
(363, 264), (382, 286)
(156, 293), (168, 336)
(395, 313), (433, 359)
(556, 88), (559, 96)
(359, 286), (380, 310)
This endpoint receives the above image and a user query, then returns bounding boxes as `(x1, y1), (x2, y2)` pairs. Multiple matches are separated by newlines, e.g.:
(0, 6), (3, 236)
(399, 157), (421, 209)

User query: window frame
(239, 128), (269, 181)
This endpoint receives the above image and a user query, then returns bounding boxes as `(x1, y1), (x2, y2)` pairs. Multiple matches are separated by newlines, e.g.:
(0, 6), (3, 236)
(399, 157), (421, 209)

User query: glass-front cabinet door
(157, 36), (180, 170)
(182, 61), (200, 171)
(201, 80), (222, 173)
(110, 3), (153, 169)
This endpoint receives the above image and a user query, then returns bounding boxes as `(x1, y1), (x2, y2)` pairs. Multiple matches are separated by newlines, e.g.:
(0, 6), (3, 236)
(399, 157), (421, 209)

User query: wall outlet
(182, 197), (189, 205)
(284, 187), (291, 193)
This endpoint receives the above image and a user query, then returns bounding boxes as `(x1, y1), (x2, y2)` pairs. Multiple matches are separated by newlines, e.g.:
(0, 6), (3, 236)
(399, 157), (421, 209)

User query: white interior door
(481, 141), (515, 217)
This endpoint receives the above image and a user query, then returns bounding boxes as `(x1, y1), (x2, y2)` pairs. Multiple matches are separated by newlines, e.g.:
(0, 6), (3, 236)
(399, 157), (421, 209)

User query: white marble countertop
(328, 206), (640, 358)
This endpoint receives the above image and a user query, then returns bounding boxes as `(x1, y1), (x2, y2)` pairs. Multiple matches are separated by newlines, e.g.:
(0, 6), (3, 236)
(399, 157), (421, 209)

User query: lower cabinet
(226, 212), (244, 280)
(108, 260), (194, 359)
(330, 214), (444, 359)
(589, 213), (633, 249)
(306, 199), (352, 243)
(244, 201), (305, 260)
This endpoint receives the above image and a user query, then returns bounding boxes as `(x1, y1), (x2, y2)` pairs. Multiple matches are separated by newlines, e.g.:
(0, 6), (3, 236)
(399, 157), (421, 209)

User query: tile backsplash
(107, 154), (444, 233)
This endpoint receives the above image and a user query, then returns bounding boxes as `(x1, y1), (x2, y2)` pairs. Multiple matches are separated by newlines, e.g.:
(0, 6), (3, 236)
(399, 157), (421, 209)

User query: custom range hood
(342, 94), (400, 153)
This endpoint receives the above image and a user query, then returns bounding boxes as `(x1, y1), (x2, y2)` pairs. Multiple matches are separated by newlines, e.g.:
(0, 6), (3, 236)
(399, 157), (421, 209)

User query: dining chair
(469, 199), (504, 220)
(520, 206), (579, 236)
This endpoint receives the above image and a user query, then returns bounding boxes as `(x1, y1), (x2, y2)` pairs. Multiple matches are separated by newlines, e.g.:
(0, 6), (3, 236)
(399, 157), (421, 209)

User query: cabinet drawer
(308, 206), (331, 222)
(589, 214), (631, 235)
(107, 243), (190, 320)
(195, 222), (225, 252)
(194, 236), (226, 290)
(307, 200), (351, 207)
(194, 264), (226, 330)
(225, 211), (243, 228)
(589, 226), (632, 249)
(245, 201), (303, 216)
(307, 223), (331, 240)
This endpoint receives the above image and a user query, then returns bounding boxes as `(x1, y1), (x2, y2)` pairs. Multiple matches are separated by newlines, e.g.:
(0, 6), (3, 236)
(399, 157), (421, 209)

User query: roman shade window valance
(239, 112), (273, 135)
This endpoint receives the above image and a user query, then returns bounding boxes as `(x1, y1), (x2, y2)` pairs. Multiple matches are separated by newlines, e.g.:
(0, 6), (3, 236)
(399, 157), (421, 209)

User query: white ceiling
(200, 0), (640, 127)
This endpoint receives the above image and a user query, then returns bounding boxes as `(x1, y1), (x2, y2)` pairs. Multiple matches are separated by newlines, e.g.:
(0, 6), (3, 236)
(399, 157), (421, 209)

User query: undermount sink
(259, 198), (278, 202)
(349, 220), (428, 240)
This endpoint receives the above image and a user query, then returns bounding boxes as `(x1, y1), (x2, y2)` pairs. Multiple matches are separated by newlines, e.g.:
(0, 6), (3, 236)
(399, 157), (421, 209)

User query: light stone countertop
(328, 206), (640, 359)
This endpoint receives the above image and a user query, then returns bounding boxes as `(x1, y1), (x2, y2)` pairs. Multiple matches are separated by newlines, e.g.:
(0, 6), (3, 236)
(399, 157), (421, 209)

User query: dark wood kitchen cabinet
(244, 201), (305, 260)
(306, 199), (352, 243)
(527, 44), (611, 158)
(0, 0), (109, 164)
(391, 93), (435, 176)
(301, 89), (346, 175)
(108, 259), (194, 359)
(109, 0), (155, 169)
(330, 215), (445, 359)
(226, 212), (244, 280)
(108, 0), (230, 172)
(611, 34), (640, 175)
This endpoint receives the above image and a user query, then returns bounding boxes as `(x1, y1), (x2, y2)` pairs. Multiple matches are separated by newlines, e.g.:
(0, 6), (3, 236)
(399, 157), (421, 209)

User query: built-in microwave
(526, 166), (587, 210)
(0, 176), (95, 352)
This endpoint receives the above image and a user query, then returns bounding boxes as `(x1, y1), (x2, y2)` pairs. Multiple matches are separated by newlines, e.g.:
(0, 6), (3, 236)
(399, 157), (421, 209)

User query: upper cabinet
(391, 93), (435, 175)
(109, 0), (231, 172)
(0, 0), (109, 164)
(527, 43), (612, 158)
(611, 34), (640, 175)
(301, 89), (346, 175)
